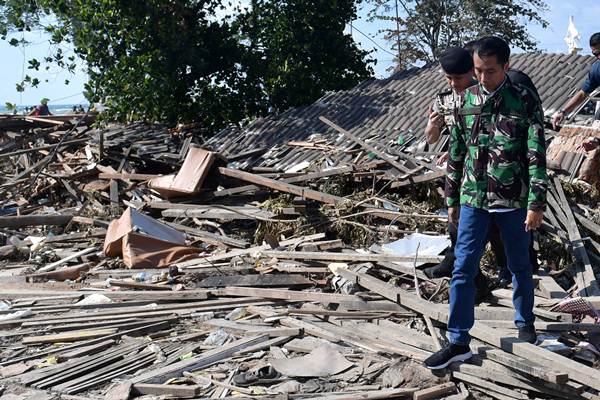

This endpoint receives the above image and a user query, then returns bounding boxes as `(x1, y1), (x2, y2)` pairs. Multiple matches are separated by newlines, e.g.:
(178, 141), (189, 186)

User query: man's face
(473, 52), (509, 92)
(592, 45), (600, 60)
(444, 70), (474, 92)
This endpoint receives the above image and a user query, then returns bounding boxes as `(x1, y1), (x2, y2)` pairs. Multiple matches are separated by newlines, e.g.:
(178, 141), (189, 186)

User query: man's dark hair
(463, 40), (479, 56)
(590, 32), (600, 48)
(474, 36), (510, 65)
(439, 47), (473, 74)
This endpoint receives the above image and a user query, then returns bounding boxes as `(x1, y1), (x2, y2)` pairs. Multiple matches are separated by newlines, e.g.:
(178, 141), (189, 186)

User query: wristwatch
(559, 108), (567, 115)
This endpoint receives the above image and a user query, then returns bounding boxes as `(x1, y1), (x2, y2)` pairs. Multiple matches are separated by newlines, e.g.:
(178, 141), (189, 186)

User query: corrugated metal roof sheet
(207, 53), (598, 171)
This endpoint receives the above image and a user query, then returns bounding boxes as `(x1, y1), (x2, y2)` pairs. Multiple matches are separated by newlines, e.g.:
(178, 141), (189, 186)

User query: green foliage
(367, 0), (548, 69)
(239, 0), (374, 112)
(0, 0), (374, 132)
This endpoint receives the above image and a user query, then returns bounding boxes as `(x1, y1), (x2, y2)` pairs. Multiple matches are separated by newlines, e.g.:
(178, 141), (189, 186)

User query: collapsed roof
(207, 53), (598, 171)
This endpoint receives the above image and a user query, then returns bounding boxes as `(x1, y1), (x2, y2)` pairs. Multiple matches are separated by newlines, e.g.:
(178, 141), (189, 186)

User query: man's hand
(524, 209), (544, 232)
(448, 206), (460, 228)
(429, 111), (444, 129)
(436, 151), (449, 166)
(552, 111), (565, 130)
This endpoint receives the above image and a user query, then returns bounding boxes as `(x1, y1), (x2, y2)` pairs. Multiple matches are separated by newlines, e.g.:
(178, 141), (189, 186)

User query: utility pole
(395, 0), (401, 68)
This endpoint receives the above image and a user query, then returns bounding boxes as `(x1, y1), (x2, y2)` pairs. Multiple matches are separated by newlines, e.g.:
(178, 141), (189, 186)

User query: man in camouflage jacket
(424, 36), (547, 370)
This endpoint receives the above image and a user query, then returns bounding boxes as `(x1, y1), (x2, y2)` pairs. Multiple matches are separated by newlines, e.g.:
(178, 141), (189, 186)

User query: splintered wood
(2, 118), (600, 400)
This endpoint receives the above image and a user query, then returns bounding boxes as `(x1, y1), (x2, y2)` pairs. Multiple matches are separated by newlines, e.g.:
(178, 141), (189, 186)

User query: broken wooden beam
(0, 214), (73, 228)
(319, 116), (410, 173)
(259, 250), (443, 263)
(219, 167), (345, 204)
(213, 166), (353, 198)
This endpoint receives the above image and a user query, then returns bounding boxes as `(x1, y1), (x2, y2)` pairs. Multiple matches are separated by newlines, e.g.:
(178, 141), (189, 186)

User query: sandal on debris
(232, 365), (280, 387)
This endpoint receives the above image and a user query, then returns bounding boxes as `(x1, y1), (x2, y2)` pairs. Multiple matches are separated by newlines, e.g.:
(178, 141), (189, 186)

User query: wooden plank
(198, 274), (313, 288)
(574, 212), (600, 237)
(38, 247), (97, 272)
(107, 280), (173, 291)
(306, 318), (431, 359)
(473, 346), (568, 385)
(56, 351), (157, 393)
(216, 287), (359, 303)
(132, 383), (200, 398)
(219, 167), (344, 204)
(15, 297), (269, 327)
(25, 115), (68, 125)
(288, 388), (419, 400)
(0, 289), (209, 301)
(260, 250), (443, 263)
(23, 328), (118, 345)
(319, 116), (410, 173)
(161, 207), (277, 220)
(391, 170), (446, 188)
(535, 268), (568, 300)
(130, 335), (270, 384)
(413, 382), (456, 400)
(99, 172), (160, 181)
(177, 232), (326, 268)
(553, 177), (600, 296)
(480, 320), (600, 332)
(338, 268), (600, 392)
(0, 214), (73, 228)
(105, 381), (132, 400)
(452, 371), (529, 399)
(213, 166), (353, 198)
(164, 221), (249, 248)
(0, 138), (88, 160)
(450, 358), (578, 398)
(4, 320), (169, 368)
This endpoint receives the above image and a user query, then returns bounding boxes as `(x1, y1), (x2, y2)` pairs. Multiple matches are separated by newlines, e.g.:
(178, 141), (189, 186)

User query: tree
(367, 0), (548, 69)
(0, 0), (374, 133)
(239, 0), (375, 112)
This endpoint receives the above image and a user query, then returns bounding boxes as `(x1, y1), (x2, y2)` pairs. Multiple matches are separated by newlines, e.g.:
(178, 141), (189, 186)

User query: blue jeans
(448, 205), (535, 345)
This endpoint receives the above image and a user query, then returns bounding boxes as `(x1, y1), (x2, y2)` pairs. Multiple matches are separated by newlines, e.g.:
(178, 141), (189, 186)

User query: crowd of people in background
(16, 101), (86, 116)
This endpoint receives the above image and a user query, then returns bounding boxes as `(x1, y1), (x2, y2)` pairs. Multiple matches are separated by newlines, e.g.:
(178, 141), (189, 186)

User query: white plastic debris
(0, 309), (32, 321)
(77, 294), (113, 306)
(0, 301), (10, 311)
(203, 328), (229, 346)
(225, 307), (247, 321)
(380, 233), (450, 268)
(285, 161), (310, 173)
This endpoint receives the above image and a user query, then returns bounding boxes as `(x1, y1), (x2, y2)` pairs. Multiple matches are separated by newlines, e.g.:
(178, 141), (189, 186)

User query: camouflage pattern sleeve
(525, 97), (548, 211)
(445, 118), (466, 207)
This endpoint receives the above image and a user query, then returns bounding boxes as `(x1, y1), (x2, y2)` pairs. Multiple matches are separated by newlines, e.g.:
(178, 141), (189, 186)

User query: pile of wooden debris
(2, 116), (600, 400)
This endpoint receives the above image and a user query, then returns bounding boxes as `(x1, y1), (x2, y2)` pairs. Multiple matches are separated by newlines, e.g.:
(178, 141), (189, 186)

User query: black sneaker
(423, 261), (453, 279)
(518, 325), (537, 344)
(423, 343), (472, 370)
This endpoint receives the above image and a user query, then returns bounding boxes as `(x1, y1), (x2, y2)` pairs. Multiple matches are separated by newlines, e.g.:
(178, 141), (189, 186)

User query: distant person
(77, 104), (85, 113)
(28, 98), (52, 116)
(72, 105), (78, 113)
(552, 32), (600, 128)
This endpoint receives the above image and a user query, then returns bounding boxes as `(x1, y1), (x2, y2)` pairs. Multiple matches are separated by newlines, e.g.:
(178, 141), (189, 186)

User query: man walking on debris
(552, 32), (600, 128)
(424, 36), (548, 370)
(423, 46), (539, 291)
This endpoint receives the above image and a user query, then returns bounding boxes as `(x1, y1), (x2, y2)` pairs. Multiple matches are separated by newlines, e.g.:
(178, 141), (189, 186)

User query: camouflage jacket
(445, 78), (547, 211)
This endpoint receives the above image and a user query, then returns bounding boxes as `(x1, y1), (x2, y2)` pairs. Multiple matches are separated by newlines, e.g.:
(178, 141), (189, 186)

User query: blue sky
(0, 0), (597, 105)
(352, 0), (600, 77)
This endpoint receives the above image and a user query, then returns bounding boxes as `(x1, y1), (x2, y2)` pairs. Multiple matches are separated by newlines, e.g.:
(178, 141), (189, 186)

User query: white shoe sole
(426, 351), (473, 370)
